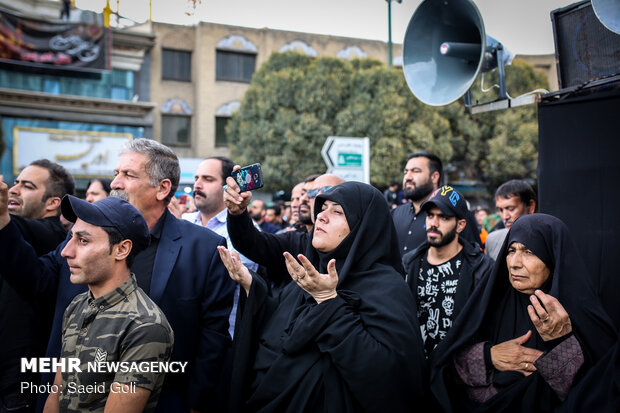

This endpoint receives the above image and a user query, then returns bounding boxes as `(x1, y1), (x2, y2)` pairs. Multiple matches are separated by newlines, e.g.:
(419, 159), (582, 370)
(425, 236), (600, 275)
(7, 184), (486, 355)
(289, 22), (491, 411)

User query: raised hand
(167, 197), (184, 219)
(217, 246), (252, 296)
(283, 252), (338, 304)
(528, 289), (572, 341)
(490, 330), (544, 376)
(223, 165), (252, 215)
(0, 175), (10, 229)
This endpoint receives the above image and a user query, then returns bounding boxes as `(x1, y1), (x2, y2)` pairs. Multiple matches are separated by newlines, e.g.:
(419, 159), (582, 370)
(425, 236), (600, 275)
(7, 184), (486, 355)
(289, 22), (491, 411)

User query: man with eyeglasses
(224, 171), (344, 288)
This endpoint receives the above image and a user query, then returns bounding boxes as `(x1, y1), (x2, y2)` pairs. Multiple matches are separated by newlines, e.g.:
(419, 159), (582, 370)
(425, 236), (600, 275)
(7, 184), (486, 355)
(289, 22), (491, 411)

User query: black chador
(228, 182), (427, 412)
(430, 214), (616, 412)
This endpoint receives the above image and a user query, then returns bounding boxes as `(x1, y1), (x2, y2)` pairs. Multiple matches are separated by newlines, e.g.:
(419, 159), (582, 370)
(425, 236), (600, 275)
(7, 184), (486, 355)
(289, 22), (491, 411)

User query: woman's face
(506, 241), (551, 294)
(312, 200), (350, 253)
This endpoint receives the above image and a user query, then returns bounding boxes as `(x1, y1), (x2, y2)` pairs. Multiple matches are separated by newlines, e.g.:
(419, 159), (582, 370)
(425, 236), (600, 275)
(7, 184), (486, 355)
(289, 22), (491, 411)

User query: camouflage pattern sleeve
(113, 322), (174, 391)
(62, 292), (88, 334)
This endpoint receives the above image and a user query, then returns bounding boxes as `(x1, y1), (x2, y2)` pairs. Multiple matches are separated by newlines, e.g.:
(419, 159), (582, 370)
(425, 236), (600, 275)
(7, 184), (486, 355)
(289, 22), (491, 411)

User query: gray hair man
(0, 138), (234, 412)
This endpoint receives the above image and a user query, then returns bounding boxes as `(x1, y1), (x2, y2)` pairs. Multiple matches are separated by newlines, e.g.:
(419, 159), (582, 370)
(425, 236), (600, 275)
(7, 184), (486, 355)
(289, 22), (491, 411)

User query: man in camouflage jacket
(43, 196), (173, 413)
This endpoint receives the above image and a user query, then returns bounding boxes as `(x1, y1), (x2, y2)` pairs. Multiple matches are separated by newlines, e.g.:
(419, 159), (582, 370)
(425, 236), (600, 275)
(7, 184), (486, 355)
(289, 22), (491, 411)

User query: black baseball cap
(61, 195), (150, 255)
(421, 186), (468, 219)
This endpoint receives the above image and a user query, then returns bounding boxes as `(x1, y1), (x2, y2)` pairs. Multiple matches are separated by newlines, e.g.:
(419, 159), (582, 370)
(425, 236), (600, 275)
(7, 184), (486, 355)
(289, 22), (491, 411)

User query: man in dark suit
(0, 139), (234, 412)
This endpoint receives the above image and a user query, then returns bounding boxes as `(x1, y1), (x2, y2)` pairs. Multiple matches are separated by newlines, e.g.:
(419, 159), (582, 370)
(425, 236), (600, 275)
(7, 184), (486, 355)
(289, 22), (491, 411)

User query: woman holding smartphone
(218, 181), (427, 413)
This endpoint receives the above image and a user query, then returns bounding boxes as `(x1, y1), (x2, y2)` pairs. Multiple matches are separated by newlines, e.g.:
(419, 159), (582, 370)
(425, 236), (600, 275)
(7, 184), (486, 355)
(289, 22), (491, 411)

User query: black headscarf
(481, 214), (616, 360)
(307, 181), (406, 281)
(231, 181), (426, 412)
(430, 213), (616, 412)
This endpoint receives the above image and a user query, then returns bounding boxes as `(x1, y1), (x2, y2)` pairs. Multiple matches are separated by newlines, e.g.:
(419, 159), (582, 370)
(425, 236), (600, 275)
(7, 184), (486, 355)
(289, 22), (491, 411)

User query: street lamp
(386, 0), (402, 67)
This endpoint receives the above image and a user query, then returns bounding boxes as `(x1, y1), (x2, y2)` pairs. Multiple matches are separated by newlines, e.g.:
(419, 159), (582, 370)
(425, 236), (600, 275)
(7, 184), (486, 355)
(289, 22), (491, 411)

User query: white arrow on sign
(321, 136), (369, 183)
(321, 136), (336, 168)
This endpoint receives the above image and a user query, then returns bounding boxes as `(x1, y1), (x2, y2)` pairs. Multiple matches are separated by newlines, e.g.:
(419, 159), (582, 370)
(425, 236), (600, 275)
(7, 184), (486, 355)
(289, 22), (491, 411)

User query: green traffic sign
(337, 153), (362, 167)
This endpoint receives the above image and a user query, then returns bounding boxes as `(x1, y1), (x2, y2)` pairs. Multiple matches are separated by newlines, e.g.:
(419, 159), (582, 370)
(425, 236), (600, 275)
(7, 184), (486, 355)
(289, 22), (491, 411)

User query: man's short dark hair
(495, 179), (537, 210)
(474, 206), (489, 214)
(206, 156), (234, 184)
(253, 199), (266, 211)
(102, 226), (136, 268)
(29, 159), (75, 204)
(87, 178), (112, 195)
(304, 174), (320, 183)
(407, 152), (443, 185)
(267, 204), (281, 216)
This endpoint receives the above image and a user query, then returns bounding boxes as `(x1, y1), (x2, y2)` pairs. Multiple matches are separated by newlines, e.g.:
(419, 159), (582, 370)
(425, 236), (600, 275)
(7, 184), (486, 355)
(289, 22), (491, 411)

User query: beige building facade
(148, 21), (403, 159)
(0, 0), (557, 192)
(146, 21), (557, 161)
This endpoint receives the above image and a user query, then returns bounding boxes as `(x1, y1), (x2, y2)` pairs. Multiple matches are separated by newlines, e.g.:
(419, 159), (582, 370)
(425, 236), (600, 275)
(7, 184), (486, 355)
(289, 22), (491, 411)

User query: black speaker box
(551, 0), (620, 89)
(538, 85), (620, 330)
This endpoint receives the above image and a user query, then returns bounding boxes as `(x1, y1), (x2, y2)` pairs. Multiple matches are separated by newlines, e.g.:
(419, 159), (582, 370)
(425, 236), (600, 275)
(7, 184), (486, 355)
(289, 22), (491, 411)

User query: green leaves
(228, 52), (548, 193)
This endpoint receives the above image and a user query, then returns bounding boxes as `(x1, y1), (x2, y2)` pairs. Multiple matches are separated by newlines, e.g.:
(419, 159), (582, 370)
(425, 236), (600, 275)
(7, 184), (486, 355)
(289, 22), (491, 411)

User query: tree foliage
(228, 53), (548, 193)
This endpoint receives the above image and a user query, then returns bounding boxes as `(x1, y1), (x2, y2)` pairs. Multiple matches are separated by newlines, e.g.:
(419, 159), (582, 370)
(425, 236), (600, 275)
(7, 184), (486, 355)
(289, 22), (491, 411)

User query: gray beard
(109, 189), (129, 201)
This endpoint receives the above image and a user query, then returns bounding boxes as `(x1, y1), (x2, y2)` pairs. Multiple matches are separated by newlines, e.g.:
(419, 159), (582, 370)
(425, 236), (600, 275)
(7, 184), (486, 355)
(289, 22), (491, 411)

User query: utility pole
(386, 0), (402, 67)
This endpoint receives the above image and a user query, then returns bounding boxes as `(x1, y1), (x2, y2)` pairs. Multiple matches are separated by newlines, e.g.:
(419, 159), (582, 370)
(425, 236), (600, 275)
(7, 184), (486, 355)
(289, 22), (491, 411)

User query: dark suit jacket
(0, 210), (235, 411)
(0, 216), (65, 393)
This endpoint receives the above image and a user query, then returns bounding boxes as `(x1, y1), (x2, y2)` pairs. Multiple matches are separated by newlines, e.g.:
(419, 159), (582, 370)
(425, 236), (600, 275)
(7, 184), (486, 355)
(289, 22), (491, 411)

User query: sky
(75, 0), (579, 55)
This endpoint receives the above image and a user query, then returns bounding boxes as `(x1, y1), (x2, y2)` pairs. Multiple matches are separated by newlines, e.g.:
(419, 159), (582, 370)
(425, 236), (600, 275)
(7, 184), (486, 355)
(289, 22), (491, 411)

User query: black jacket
(403, 238), (493, 410)
(0, 216), (65, 393)
(403, 238), (493, 328)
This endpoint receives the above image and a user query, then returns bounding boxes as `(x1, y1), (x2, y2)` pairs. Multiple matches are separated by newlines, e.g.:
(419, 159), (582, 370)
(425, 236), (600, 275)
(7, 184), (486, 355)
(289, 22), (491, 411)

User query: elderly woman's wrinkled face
(506, 242), (551, 294)
(312, 200), (350, 253)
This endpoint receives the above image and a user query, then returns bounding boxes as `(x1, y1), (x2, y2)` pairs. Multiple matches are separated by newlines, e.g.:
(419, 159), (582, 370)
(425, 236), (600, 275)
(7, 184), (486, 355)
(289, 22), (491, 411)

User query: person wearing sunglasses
(305, 185), (334, 200)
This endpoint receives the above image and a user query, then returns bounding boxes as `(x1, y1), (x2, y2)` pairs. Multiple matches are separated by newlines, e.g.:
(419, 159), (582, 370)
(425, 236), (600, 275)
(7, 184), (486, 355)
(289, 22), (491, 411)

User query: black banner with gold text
(0, 7), (109, 72)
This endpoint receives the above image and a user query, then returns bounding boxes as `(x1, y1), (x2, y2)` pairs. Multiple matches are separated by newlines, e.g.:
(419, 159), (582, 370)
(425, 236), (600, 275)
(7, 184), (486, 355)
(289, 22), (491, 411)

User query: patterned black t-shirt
(417, 250), (464, 355)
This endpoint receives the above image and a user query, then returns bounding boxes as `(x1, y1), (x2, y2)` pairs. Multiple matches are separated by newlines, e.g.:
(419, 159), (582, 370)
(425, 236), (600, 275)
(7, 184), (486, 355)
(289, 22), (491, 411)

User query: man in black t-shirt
(391, 152), (481, 256)
(403, 186), (494, 356)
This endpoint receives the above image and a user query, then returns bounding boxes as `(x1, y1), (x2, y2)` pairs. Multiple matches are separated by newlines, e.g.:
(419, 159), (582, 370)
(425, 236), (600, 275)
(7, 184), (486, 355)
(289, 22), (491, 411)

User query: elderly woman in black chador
(218, 181), (426, 412)
(429, 214), (616, 412)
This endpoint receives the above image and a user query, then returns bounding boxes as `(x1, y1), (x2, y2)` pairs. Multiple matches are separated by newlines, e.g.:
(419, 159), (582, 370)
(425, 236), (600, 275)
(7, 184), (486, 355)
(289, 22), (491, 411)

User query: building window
(161, 115), (191, 146)
(216, 50), (255, 83)
(43, 79), (60, 94)
(110, 69), (132, 100)
(162, 49), (191, 81)
(215, 116), (231, 147)
(111, 87), (127, 100)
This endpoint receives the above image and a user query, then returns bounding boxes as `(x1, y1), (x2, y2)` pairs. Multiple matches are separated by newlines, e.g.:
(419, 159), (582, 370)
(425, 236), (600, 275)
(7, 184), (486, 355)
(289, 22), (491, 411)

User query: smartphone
(231, 163), (264, 192)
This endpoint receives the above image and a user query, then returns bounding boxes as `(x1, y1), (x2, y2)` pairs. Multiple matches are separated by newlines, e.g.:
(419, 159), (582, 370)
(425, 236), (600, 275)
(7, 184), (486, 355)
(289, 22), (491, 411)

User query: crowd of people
(0, 139), (618, 413)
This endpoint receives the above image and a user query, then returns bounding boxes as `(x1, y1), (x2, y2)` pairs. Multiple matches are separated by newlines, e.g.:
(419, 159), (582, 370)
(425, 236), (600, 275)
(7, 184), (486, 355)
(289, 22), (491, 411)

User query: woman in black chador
(430, 214), (616, 412)
(218, 181), (426, 412)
